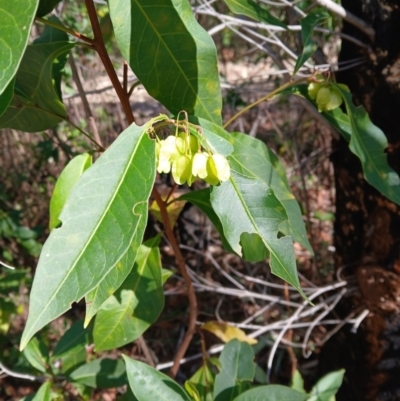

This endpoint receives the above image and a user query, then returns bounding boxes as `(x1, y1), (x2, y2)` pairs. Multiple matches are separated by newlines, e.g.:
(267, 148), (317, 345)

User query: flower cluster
(308, 81), (345, 112)
(156, 133), (230, 186)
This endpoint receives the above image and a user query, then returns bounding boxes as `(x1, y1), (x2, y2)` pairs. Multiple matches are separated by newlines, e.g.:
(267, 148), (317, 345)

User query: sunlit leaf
(49, 153), (92, 231)
(294, 10), (328, 74)
(123, 355), (191, 401)
(31, 382), (52, 401)
(201, 321), (257, 345)
(20, 124), (156, 350)
(186, 359), (217, 401)
(233, 385), (308, 401)
(224, 0), (287, 29)
(109, 0), (222, 124)
(23, 336), (49, 373)
(93, 236), (164, 351)
(308, 369), (345, 401)
(0, 0), (39, 95)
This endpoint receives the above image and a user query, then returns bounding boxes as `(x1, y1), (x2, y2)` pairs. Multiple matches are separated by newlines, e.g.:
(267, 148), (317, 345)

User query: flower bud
(157, 155), (171, 174)
(308, 82), (323, 100)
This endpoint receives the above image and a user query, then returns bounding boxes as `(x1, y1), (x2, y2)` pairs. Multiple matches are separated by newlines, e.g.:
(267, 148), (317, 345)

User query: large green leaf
(109, 0), (222, 125)
(229, 132), (312, 253)
(0, 0), (39, 95)
(123, 356), (191, 401)
(49, 153), (92, 231)
(308, 369), (345, 401)
(214, 340), (255, 401)
(333, 83), (400, 205)
(20, 123), (156, 350)
(211, 170), (305, 295)
(0, 42), (74, 132)
(224, 0), (287, 29)
(92, 236), (164, 351)
(293, 10), (328, 74)
(69, 358), (127, 388)
(51, 319), (90, 374)
(233, 385), (308, 401)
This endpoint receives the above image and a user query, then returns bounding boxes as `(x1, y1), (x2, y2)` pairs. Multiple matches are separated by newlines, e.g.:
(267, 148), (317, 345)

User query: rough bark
(319, 1), (400, 400)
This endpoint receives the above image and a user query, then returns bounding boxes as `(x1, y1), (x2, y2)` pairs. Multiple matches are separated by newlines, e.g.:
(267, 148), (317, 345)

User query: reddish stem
(85, 0), (135, 125)
(152, 188), (198, 377)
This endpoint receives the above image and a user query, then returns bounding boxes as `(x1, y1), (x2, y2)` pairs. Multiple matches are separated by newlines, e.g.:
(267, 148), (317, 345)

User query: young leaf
(291, 370), (306, 393)
(224, 0), (287, 29)
(201, 321), (257, 345)
(293, 10), (328, 75)
(49, 153), (92, 230)
(20, 124), (156, 350)
(232, 385), (308, 401)
(51, 319), (90, 374)
(68, 358), (127, 388)
(333, 84), (400, 205)
(123, 355), (191, 401)
(186, 359), (217, 401)
(211, 171), (305, 296)
(92, 236), (164, 351)
(0, 42), (75, 132)
(0, 0), (39, 96)
(23, 336), (49, 373)
(308, 369), (345, 401)
(214, 339), (255, 401)
(109, 0), (222, 125)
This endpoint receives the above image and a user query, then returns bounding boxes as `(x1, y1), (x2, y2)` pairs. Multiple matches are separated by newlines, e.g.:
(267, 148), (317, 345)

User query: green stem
(35, 17), (94, 45)
(223, 77), (309, 129)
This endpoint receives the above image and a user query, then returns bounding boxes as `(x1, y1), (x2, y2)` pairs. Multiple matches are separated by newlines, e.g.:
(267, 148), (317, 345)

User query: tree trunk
(319, 1), (400, 400)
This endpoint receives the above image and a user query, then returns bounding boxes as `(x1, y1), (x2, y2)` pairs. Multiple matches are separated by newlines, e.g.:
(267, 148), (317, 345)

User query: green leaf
(232, 385), (308, 401)
(333, 84), (400, 205)
(177, 189), (234, 253)
(293, 10), (328, 75)
(23, 336), (49, 373)
(92, 236), (164, 351)
(36, 0), (62, 17)
(211, 171), (305, 296)
(109, 0), (222, 125)
(69, 358), (127, 389)
(0, 78), (14, 118)
(33, 15), (70, 100)
(51, 319), (90, 374)
(214, 339), (255, 401)
(31, 382), (52, 401)
(20, 123), (156, 350)
(186, 359), (217, 401)
(49, 153), (92, 231)
(308, 369), (345, 401)
(229, 132), (312, 254)
(0, 42), (74, 132)
(291, 370), (306, 393)
(161, 268), (173, 284)
(224, 0), (287, 29)
(0, 298), (16, 334)
(0, 0), (39, 95)
(123, 355), (191, 401)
